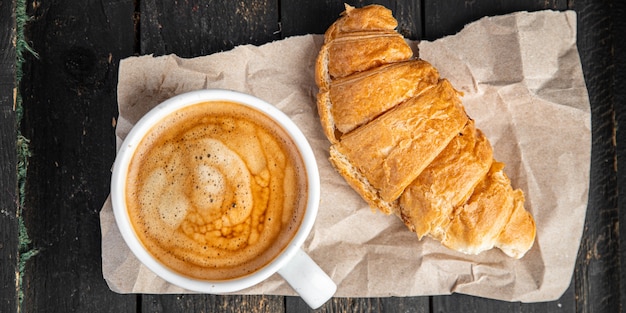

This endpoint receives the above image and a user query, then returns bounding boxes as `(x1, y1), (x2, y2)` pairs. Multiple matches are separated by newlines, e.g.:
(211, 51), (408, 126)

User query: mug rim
(110, 89), (321, 293)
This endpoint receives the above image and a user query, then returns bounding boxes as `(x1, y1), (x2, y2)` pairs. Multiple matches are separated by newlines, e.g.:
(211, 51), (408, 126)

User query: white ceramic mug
(110, 89), (336, 309)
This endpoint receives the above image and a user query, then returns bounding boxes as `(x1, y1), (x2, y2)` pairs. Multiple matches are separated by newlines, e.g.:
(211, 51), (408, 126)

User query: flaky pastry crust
(315, 4), (536, 258)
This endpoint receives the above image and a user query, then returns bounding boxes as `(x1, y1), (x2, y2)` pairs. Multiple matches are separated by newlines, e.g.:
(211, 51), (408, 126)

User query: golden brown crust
(399, 120), (493, 240)
(315, 43), (330, 90)
(329, 145), (398, 215)
(324, 4), (399, 42)
(315, 4), (416, 144)
(315, 4), (536, 259)
(327, 31), (413, 79)
(330, 60), (440, 134)
(336, 79), (469, 202)
(316, 90), (339, 144)
(495, 191), (536, 258)
(314, 4), (414, 115)
(441, 162), (516, 255)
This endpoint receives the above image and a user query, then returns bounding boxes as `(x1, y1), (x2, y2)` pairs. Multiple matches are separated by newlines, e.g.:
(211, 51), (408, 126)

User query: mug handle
(278, 248), (337, 309)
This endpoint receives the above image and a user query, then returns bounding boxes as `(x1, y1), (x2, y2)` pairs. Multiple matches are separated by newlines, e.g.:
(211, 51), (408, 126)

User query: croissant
(315, 4), (536, 258)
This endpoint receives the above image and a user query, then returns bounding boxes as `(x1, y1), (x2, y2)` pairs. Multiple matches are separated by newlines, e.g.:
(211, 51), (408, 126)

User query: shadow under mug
(110, 89), (336, 309)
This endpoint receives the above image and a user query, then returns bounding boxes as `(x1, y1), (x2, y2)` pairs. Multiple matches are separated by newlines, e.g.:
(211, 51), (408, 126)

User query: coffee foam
(125, 101), (307, 280)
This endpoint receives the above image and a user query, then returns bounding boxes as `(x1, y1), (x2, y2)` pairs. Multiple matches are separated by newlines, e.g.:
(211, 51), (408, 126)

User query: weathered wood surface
(615, 1), (626, 310)
(572, 2), (622, 313)
(0, 0), (620, 312)
(17, 0), (137, 312)
(1, 0), (18, 311)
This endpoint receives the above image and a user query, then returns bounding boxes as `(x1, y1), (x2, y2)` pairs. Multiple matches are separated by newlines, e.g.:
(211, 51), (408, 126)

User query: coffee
(125, 100), (308, 281)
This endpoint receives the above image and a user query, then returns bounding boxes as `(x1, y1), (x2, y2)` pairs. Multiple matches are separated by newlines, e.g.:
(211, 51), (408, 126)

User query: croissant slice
(329, 144), (397, 214)
(332, 32), (413, 79)
(442, 162), (519, 255)
(335, 79), (469, 203)
(325, 60), (440, 137)
(315, 4), (414, 89)
(399, 120), (493, 240)
(495, 192), (536, 259)
(323, 3), (399, 41)
(316, 4), (536, 259)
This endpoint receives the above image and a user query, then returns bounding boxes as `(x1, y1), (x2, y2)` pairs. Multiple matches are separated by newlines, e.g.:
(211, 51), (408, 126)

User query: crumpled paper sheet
(100, 10), (590, 302)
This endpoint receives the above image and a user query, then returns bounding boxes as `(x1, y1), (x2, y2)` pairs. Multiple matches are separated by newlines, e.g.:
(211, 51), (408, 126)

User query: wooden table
(1, 0), (624, 312)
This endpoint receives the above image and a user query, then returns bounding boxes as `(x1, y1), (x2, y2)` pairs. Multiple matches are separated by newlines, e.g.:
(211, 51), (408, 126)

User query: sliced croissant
(319, 60), (440, 142)
(399, 120), (493, 240)
(316, 4), (536, 258)
(335, 79), (469, 203)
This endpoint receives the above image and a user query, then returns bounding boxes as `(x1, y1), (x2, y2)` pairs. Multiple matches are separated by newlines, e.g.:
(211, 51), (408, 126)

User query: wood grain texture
(141, 294), (285, 313)
(571, 1), (621, 313)
(140, 0), (280, 57)
(612, 1), (626, 310)
(0, 0), (17, 311)
(0, 108), (17, 313)
(280, 0), (422, 39)
(432, 285), (576, 313)
(286, 296), (430, 313)
(422, 0), (567, 40)
(18, 0), (137, 312)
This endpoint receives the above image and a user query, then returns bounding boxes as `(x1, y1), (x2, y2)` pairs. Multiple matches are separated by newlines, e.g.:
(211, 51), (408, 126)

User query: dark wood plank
(422, 0), (567, 40)
(571, 1), (621, 313)
(140, 0), (281, 57)
(18, 0), (137, 312)
(141, 294), (284, 313)
(286, 296), (430, 313)
(280, 0), (422, 40)
(432, 284), (576, 313)
(0, 108), (18, 313)
(612, 1), (626, 311)
(380, 297), (429, 313)
(0, 0), (18, 311)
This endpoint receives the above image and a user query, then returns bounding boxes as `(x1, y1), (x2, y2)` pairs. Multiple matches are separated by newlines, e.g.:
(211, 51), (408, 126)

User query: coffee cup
(110, 89), (336, 309)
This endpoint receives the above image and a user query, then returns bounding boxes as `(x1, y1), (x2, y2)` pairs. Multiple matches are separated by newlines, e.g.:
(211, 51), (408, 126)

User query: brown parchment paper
(100, 10), (590, 302)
